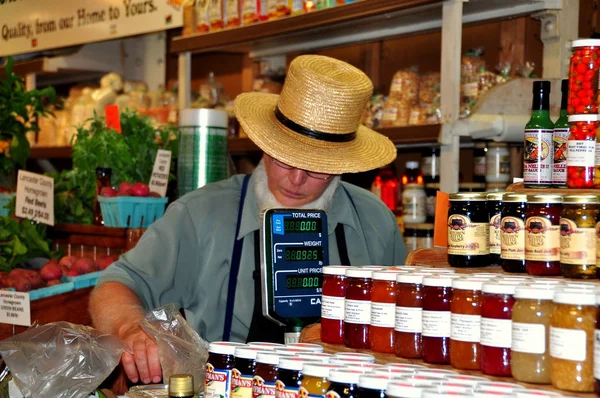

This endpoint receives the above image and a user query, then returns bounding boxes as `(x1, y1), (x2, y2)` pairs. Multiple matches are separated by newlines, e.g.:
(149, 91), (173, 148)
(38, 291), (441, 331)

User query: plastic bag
(140, 304), (209, 393)
(0, 321), (125, 398)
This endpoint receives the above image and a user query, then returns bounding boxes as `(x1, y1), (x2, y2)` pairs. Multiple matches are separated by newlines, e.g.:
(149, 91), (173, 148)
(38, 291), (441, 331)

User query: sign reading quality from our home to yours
(0, 0), (183, 57)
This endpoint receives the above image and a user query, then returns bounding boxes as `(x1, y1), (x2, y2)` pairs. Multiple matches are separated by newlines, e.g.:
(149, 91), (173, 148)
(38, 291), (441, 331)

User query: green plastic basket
(98, 196), (168, 228)
(0, 193), (15, 217)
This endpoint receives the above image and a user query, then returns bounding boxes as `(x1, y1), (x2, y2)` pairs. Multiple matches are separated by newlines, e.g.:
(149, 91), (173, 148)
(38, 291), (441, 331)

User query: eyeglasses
(271, 158), (333, 180)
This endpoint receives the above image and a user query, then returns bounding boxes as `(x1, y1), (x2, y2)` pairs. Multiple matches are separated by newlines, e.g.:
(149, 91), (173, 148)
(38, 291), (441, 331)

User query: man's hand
(119, 323), (162, 384)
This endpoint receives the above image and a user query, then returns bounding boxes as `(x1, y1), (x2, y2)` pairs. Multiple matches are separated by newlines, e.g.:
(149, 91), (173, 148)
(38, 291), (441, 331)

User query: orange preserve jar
(450, 278), (485, 370)
(370, 270), (400, 353)
(394, 272), (431, 359)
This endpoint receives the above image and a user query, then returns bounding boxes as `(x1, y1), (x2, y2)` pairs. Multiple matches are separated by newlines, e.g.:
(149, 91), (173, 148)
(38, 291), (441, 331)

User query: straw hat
(234, 55), (397, 174)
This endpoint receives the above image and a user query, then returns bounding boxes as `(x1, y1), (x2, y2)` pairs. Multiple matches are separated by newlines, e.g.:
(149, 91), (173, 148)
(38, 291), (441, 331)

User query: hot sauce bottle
(523, 81), (554, 188)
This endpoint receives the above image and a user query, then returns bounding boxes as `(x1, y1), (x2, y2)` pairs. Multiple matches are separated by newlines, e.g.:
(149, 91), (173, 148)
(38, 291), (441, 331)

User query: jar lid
(502, 193), (527, 203)
(302, 363), (339, 378)
(386, 381), (432, 398)
(492, 276), (533, 283)
(482, 281), (521, 295)
(279, 357), (314, 371)
(470, 273), (502, 279)
(444, 375), (488, 385)
(295, 352), (332, 362)
(421, 386), (472, 398)
(333, 352), (376, 362)
(472, 392), (518, 398)
(323, 266), (350, 276)
(562, 194), (600, 204)
(247, 342), (285, 350)
(553, 287), (596, 305)
(373, 270), (401, 281)
(415, 369), (459, 378)
(564, 281), (598, 289)
(256, 351), (284, 365)
(572, 38), (600, 48)
(449, 193), (487, 201)
(234, 346), (263, 359)
(474, 382), (525, 392)
(209, 342), (247, 355)
(386, 363), (427, 370)
(514, 389), (564, 397)
(486, 192), (504, 201)
(426, 183), (441, 190)
(373, 368), (415, 378)
(423, 274), (462, 287)
(329, 369), (366, 384)
(360, 265), (385, 270)
(343, 363), (383, 373)
(169, 374), (194, 397)
(286, 343), (323, 353)
(405, 183), (424, 189)
(275, 347), (315, 355)
(389, 265), (421, 271)
(569, 114), (600, 122)
(474, 142), (487, 148)
(358, 375), (397, 390)
(330, 357), (376, 365)
(459, 182), (486, 189)
(417, 267), (456, 274)
(346, 268), (373, 278)
(526, 194), (563, 203)
(452, 278), (485, 291)
(414, 223), (435, 230)
(514, 283), (557, 300)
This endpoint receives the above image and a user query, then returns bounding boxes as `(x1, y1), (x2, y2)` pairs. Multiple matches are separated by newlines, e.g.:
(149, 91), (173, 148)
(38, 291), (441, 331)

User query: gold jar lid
(414, 223), (434, 230)
(526, 194), (563, 204)
(486, 192), (504, 201)
(502, 193), (527, 203)
(449, 193), (487, 201)
(426, 183), (440, 190)
(169, 374), (194, 397)
(487, 142), (508, 148)
(563, 195), (600, 204)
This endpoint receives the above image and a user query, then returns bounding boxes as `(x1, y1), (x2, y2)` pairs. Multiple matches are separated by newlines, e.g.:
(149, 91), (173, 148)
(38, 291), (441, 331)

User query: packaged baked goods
(182, 0), (197, 36)
(225, 0), (240, 28)
(381, 98), (410, 128)
(196, 0), (210, 32)
(267, 0), (291, 20)
(389, 67), (419, 104)
(209, 0), (224, 30)
(419, 72), (440, 105)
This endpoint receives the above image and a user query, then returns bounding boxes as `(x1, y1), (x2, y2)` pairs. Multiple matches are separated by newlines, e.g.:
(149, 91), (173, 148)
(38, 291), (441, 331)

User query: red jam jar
(480, 281), (519, 376)
(394, 272), (431, 359)
(421, 274), (461, 365)
(370, 270), (400, 353)
(567, 115), (598, 188)
(321, 266), (350, 345)
(524, 194), (563, 276)
(450, 277), (485, 371)
(567, 39), (600, 115)
(344, 268), (373, 349)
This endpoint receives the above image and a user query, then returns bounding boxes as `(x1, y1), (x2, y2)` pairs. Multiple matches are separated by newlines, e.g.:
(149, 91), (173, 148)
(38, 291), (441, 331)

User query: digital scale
(260, 209), (329, 343)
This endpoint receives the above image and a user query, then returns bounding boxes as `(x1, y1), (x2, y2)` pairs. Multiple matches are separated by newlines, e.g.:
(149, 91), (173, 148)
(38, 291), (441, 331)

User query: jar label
(344, 299), (371, 324)
(567, 140), (596, 167)
(594, 330), (600, 379)
(553, 128), (569, 185)
(451, 313), (481, 343)
(417, 236), (433, 249)
(404, 236), (418, 251)
(232, 369), (253, 398)
(206, 365), (233, 398)
(447, 215), (489, 255)
(277, 381), (299, 398)
(501, 216), (525, 260)
(489, 214), (501, 255)
(550, 326), (587, 362)
(371, 302), (395, 328)
(423, 156), (439, 178)
(486, 154), (510, 181)
(525, 216), (560, 261)
(480, 318), (512, 348)
(395, 306), (422, 333)
(597, 221), (600, 267)
(474, 156), (486, 177)
(325, 391), (341, 398)
(422, 310), (451, 338)
(560, 218), (596, 265)
(321, 296), (344, 320)
(523, 129), (553, 185)
(402, 194), (426, 220)
(511, 322), (545, 354)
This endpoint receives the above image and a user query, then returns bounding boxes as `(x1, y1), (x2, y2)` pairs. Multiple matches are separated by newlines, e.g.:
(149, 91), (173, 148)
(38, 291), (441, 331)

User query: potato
(8, 276), (31, 292)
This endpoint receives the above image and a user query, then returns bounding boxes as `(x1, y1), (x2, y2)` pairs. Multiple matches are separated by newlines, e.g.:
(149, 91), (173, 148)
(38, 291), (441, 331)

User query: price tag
(15, 170), (54, 226)
(105, 105), (122, 134)
(0, 291), (31, 327)
(149, 149), (172, 197)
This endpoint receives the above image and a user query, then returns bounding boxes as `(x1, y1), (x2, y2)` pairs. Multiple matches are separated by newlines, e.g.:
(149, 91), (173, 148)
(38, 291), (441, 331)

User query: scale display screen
(285, 247), (324, 262)
(284, 218), (323, 234)
(286, 275), (323, 290)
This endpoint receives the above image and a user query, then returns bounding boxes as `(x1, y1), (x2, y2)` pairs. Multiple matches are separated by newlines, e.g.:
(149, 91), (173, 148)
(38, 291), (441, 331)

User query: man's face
(263, 154), (334, 207)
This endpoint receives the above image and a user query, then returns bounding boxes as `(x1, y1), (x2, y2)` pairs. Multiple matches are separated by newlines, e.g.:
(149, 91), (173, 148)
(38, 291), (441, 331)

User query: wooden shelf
(30, 146), (72, 159)
(507, 182), (600, 196)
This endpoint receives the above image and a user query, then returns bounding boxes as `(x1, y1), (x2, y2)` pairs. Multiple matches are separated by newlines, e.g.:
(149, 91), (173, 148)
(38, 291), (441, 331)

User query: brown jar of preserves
(525, 194), (562, 276)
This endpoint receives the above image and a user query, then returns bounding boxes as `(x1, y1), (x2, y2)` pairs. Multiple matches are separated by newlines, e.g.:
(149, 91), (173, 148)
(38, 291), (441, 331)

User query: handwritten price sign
(149, 149), (172, 198)
(15, 170), (55, 226)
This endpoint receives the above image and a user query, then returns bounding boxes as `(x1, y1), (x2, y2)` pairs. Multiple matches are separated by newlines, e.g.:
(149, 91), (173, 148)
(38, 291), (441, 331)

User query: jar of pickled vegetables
(567, 115), (599, 188)
(567, 39), (600, 115)
(501, 194), (528, 273)
(560, 195), (599, 279)
(370, 270), (399, 353)
(487, 192), (503, 266)
(321, 266), (349, 345)
(394, 273), (429, 359)
(450, 278), (484, 370)
(524, 194), (562, 276)
(550, 287), (597, 392)
(447, 193), (490, 268)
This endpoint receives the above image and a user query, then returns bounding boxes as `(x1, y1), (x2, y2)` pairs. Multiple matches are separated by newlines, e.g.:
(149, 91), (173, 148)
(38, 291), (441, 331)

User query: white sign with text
(149, 149), (172, 197)
(15, 170), (55, 226)
(0, 291), (31, 327)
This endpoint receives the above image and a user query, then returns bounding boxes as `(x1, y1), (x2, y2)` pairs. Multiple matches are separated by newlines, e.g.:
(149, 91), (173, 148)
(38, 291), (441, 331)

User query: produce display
(100, 182), (159, 198)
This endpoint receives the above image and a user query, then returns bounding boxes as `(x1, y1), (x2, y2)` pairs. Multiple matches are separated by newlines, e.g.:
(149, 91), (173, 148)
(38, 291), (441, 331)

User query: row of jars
(321, 265), (600, 394)
(448, 192), (600, 278)
(204, 340), (574, 398)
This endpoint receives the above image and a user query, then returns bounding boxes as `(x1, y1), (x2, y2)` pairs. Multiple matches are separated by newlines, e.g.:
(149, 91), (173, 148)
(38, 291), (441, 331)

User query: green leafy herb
(0, 216), (58, 271)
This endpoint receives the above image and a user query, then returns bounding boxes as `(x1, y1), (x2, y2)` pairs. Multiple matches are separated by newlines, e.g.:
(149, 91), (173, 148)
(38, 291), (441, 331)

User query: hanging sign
(15, 170), (55, 226)
(0, 0), (183, 57)
(149, 149), (172, 197)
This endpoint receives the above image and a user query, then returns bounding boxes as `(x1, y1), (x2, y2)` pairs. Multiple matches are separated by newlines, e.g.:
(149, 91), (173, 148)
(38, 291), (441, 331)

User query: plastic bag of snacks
(381, 98), (410, 127)
(389, 67), (419, 105)
(362, 94), (386, 129)
(418, 72), (441, 105)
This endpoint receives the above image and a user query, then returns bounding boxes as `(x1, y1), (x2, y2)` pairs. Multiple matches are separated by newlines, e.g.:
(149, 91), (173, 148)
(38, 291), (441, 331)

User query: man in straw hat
(90, 55), (407, 385)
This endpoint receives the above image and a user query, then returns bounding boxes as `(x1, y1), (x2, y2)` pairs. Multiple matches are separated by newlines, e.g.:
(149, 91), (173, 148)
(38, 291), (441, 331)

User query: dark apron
(221, 174), (353, 343)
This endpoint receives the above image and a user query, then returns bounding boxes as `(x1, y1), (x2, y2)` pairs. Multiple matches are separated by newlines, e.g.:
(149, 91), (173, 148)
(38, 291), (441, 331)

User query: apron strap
(335, 224), (351, 266)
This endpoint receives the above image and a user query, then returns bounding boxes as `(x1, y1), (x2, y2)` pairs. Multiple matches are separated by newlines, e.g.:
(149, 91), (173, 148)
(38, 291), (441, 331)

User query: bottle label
(501, 216), (525, 260)
(550, 326), (587, 362)
(451, 313), (481, 343)
(489, 213), (501, 255)
(474, 156), (486, 177)
(567, 140), (596, 167)
(560, 218), (596, 265)
(523, 129), (553, 185)
(206, 365), (233, 398)
(511, 322), (545, 354)
(525, 217), (560, 261)
(480, 318), (512, 348)
(321, 296), (344, 320)
(371, 302), (395, 328)
(447, 215), (490, 255)
(422, 310), (451, 338)
(594, 330), (600, 379)
(417, 236), (433, 249)
(404, 236), (418, 251)
(394, 306), (422, 333)
(552, 128), (569, 185)
(402, 193), (426, 220)
(422, 156), (439, 178)
(276, 381), (299, 398)
(232, 369), (254, 398)
(344, 299), (371, 324)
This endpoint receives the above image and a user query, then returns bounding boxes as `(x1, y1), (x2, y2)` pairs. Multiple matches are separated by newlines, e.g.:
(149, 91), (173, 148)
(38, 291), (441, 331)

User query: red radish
(116, 189), (133, 197)
(131, 182), (150, 197)
(9, 269), (27, 277)
(47, 280), (61, 287)
(0, 272), (10, 288)
(118, 182), (134, 194)
(40, 260), (63, 281)
(100, 187), (118, 197)
(149, 191), (162, 198)
(73, 258), (96, 275)
(22, 270), (44, 289)
(95, 255), (118, 271)
(8, 276), (31, 292)
(59, 256), (78, 273)
(65, 270), (80, 277)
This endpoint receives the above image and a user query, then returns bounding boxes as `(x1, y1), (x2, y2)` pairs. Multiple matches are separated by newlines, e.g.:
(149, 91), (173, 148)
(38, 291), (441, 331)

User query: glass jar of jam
(567, 39), (600, 114)
(480, 281), (519, 376)
(300, 363), (339, 398)
(450, 278), (484, 370)
(327, 369), (364, 398)
(321, 266), (350, 345)
(232, 346), (262, 398)
(422, 274), (461, 365)
(357, 375), (394, 398)
(286, 343), (323, 353)
(487, 192), (503, 266)
(394, 273), (430, 359)
(510, 283), (556, 384)
(370, 270), (399, 353)
(447, 193), (490, 268)
(344, 268), (372, 349)
(524, 194), (562, 276)
(567, 114), (598, 188)
(332, 353), (375, 363)
(501, 193), (528, 273)
(550, 287), (597, 392)
(253, 351), (283, 398)
(276, 357), (314, 398)
(169, 374), (195, 398)
(560, 195), (600, 279)
(206, 342), (247, 398)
